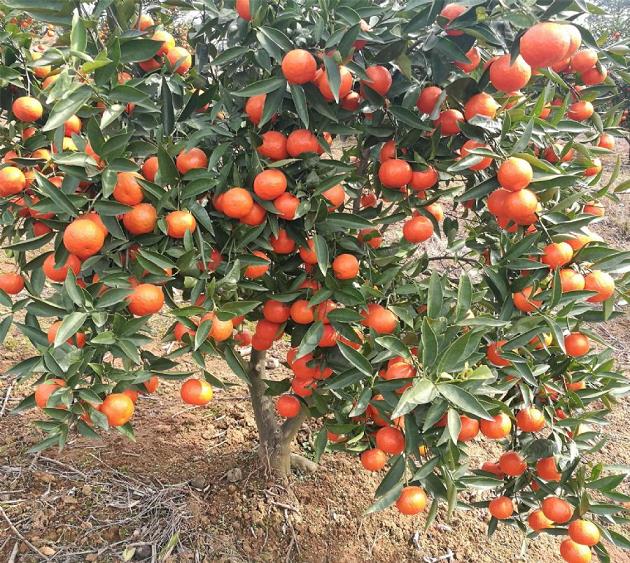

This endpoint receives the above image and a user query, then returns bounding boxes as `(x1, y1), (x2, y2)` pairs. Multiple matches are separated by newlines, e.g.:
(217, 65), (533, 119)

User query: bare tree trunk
(247, 349), (316, 480)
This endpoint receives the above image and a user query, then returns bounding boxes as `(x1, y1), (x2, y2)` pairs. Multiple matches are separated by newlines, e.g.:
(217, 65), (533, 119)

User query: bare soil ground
(0, 144), (629, 563)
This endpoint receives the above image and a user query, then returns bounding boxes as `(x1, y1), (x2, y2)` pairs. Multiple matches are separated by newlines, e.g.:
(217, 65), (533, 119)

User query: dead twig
(0, 381), (14, 417)
(0, 506), (48, 560)
(37, 456), (88, 479)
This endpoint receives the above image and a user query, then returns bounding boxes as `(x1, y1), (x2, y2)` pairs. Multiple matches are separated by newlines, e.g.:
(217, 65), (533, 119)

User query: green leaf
(438, 383), (492, 420)
(223, 346), (251, 384)
(392, 378), (437, 418)
(364, 482), (403, 515)
(35, 172), (77, 216)
(161, 76), (175, 137)
(42, 85), (93, 132)
(52, 312), (87, 348)
(296, 321), (324, 360)
(325, 213), (373, 230)
(211, 46), (250, 66)
(375, 455), (405, 497)
(233, 78), (286, 97)
(313, 234), (329, 277)
(290, 84), (309, 128)
(427, 271), (443, 318)
(119, 39), (163, 63)
(322, 55), (341, 103)
(337, 341), (373, 377)
(313, 427), (327, 463)
(70, 12), (87, 53)
(455, 273), (472, 321)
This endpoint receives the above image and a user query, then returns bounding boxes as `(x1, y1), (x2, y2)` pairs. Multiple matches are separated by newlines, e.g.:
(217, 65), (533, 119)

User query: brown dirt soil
(1, 143), (629, 563)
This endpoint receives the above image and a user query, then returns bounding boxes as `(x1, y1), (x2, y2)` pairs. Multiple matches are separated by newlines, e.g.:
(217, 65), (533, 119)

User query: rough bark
(247, 349), (316, 479)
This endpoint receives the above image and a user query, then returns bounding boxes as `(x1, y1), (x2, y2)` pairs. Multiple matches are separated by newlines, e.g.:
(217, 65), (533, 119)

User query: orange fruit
(43, 253), (81, 282)
(410, 166), (438, 190)
(543, 144), (575, 163)
(319, 324), (338, 347)
(286, 129), (320, 157)
(597, 133), (615, 150)
(270, 228), (296, 254)
(363, 303), (398, 334)
(458, 415), (479, 442)
(0, 272), (25, 295)
(166, 46), (192, 75)
(568, 520), (600, 546)
(83, 212), (108, 237)
(559, 269), (585, 293)
(276, 394), (301, 417)
(100, 393), (135, 426)
(440, 3), (466, 36)
(322, 184), (346, 210)
(35, 378), (66, 408)
(12, 96), (43, 122)
(396, 486), (427, 515)
(291, 377), (317, 398)
(375, 426), (405, 455)
(403, 215), (434, 243)
(425, 203), (444, 222)
(503, 188), (538, 221)
(433, 109), (464, 135)
(583, 201), (604, 215)
(560, 539), (592, 563)
(488, 496), (514, 519)
(583, 270), (614, 303)
(487, 188), (510, 216)
(143, 376), (159, 393)
(360, 65), (391, 96)
(583, 158), (602, 177)
(571, 49), (598, 73)
(263, 300), (290, 323)
(481, 461), (505, 478)
(180, 378), (213, 405)
(123, 203), (158, 235)
(460, 140), (492, 170)
(128, 283), (164, 316)
(581, 66), (607, 85)
(379, 158), (412, 188)
(235, 0), (251, 20)
(360, 448), (387, 471)
(0, 166), (26, 196)
(528, 509), (553, 531)
(274, 192), (299, 220)
(542, 496), (574, 523)
(290, 299), (314, 324)
(565, 332), (590, 357)
(542, 242), (573, 269)
(64, 115), (81, 136)
(341, 91), (361, 111)
(240, 202), (266, 226)
(176, 147), (208, 174)
(498, 451), (527, 476)
(464, 92), (499, 121)
(513, 286), (542, 313)
(245, 93), (266, 125)
(486, 340), (510, 367)
(332, 254), (359, 280)
(498, 157), (533, 192)
(299, 238), (318, 264)
(151, 30), (175, 56)
(63, 218), (106, 259)
(113, 172), (144, 206)
(222, 187), (254, 219)
(568, 101), (594, 121)
(318, 65), (353, 101)
(516, 407), (545, 432)
(165, 210), (196, 238)
(565, 24), (583, 56)
(455, 46), (481, 73)
(281, 49), (317, 84)
(489, 54), (531, 92)
(136, 13), (154, 30)
(201, 312), (233, 342)
(480, 412), (512, 439)
(359, 228), (382, 249)
(257, 131), (288, 161)
(416, 86), (443, 114)
(254, 169), (287, 200)
(536, 457), (561, 481)
(244, 250), (269, 279)
(520, 22), (571, 68)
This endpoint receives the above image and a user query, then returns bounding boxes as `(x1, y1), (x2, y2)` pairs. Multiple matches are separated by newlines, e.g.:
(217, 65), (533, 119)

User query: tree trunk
(247, 349), (314, 480)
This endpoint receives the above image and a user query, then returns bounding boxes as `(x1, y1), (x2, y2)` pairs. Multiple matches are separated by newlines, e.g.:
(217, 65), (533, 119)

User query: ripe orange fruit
(281, 49), (317, 84)
(425, 203), (444, 222)
(240, 203), (267, 226)
(536, 457), (561, 481)
(235, 0), (251, 20)
(486, 340), (510, 367)
(488, 496), (514, 519)
(274, 192), (300, 220)
(286, 129), (320, 157)
(200, 312), (233, 342)
(583, 270), (614, 302)
(143, 376), (159, 393)
(128, 283), (164, 316)
(503, 189), (538, 221)
(0, 166), (26, 196)
(440, 3), (466, 36)
(359, 228), (382, 249)
(43, 253), (81, 282)
(597, 133), (615, 150)
(299, 239), (318, 264)
(460, 140), (492, 170)
(581, 66), (607, 85)
(180, 378), (213, 405)
(489, 54), (531, 92)
(498, 157), (533, 192)
(499, 451), (527, 476)
(433, 109), (464, 135)
(363, 304), (398, 334)
(542, 496), (574, 523)
(100, 393), (135, 426)
(0, 272), (25, 295)
(480, 412), (512, 439)
(113, 172), (144, 206)
(360, 65), (391, 96)
(166, 46), (192, 75)
(481, 461), (504, 478)
(558, 268), (585, 293)
(565, 332), (590, 357)
(176, 147), (208, 174)
(64, 115), (81, 136)
(152, 30), (175, 56)
(318, 65), (353, 101)
(487, 188), (509, 216)
(416, 86), (443, 114)
(379, 159), (412, 188)
(513, 286), (543, 313)
(123, 203), (158, 235)
(568, 520), (600, 546)
(560, 539), (592, 563)
(263, 300), (290, 323)
(565, 24), (582, 56)
(571, 49), (598, 73)
(396, 486), (427, 515)
(528, 509), (553, 531)
(542, 242), (573, 269)
(63, 218), (106, 259)
(583, 158), (602, 177)
(464, 92), (499, 121)
(276, 394), (300, 417)
(322, 184), (346, 210)
(332, 254), (359, 280)
(245, 93), (265, 124)
(410, 166), (438, 190)
(166, 210), (196, 238)
(136, 13), (154, 30)
(291, 377), (316, 398)
(341, 91), (361, 111)
(455, 46), (481, 73)
(254, 169), (287, 200)
(458, 415), (479, 442)
(12, 96), (43, 122)
(244, 250), (270, 279)
(290, 299), (314, 324)
(360, 448), (387, 471)
(520, 22), (571, 69)
(222, 187), (254, 219)
(375, 426), (405, 454)
(568, 101), (594, 121)
(270, 229), (296, 254)
(583, 201), (604, 216)
(403, 216), (434, 243)
(258, 131), (288, 161)
(516, 407), (545, 432)
(35, 378), (66, 408)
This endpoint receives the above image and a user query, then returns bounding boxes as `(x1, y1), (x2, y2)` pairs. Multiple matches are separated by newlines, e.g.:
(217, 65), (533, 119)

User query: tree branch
(248, 348), (280, 446)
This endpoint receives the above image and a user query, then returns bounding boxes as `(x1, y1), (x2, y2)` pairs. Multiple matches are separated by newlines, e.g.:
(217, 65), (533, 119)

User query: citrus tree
(0, 0), (629, 560)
